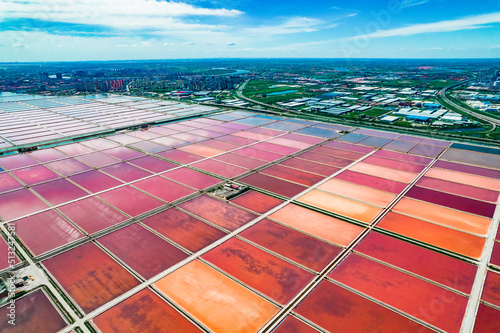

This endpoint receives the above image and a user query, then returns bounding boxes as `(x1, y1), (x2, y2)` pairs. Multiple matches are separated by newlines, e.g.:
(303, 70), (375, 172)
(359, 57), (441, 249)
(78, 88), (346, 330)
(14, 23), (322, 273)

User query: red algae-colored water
(163, 168), (222, 190)
(295, 280), (434, 333)
(98, 224), (188, 279)
(230, 190), (283, 214)
(98, 186), (164, 216)
(179, 195), (257, 231)
(260, 164), (324, 186)
(68, 170), (122, 193)
(355, 232), (476, 294)
(473, 304), (500, 333)
(13, 210), (83, 255)
(329, 254), (468, 332)
(273, 316), (318, 333)
(93, 288), (202, 332)
(133, 176), (195, 202)
(0, 290), (67, 333)
(0, 188), (49, 221)
(32, 178), (88, 206)
(202, 237), (314, 304)
(58, 197), (128, 234)
(142, 208), (226, 252)
(238, 173), (307, 198)
(43, 242), (139, 313)
(240, 219), (342, 271)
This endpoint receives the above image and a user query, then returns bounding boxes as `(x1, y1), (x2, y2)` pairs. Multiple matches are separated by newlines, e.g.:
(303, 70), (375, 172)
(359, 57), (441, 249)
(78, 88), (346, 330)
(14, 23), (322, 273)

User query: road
(236, 80), (290, 113)
(439, 79), (500, 131)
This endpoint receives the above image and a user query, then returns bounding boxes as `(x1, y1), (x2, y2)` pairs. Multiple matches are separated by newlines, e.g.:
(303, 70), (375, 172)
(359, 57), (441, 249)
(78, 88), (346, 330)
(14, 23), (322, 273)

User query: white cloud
(247, 17), (324, 36)
(141, 41), (151, 47)
(227, 42), (235, 46)
(401, 0), (431, 8)
(0, 0), (241, 32)
(345, 12), (500, 40)
(490, 44), (500, 49)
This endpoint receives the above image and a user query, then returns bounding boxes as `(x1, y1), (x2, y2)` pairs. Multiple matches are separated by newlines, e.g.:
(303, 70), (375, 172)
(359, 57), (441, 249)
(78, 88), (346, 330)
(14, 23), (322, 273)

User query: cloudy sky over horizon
(1, 0), (499, 61)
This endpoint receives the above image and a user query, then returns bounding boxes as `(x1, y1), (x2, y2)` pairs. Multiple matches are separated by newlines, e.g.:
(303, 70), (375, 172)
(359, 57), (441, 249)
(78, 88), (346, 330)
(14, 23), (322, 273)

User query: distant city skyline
(1, 0), (500, 62)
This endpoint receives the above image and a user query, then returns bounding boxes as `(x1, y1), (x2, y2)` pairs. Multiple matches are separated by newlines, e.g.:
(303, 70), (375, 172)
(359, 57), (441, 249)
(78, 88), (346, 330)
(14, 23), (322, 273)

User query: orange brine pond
(392, 197), (491, 236)
(294, 280), (434, 333)
(298, 190), (382, 224)
(93, 288), (202, 332)
(230, 190), (284, 214)
(269, 204), (363, 246)
(377, 212), (486, 259)
(239, 219), (342, 272)
(141, 208), (226, 252)
(42, 242), (140, 314)
(348, 162), (417, 183)
(329, 254), (468, 333)
(202, 238), (314, 304)
(179, 195), (257, 231)
(317, 179), (397, 208)
(154, 260), (279, 333)
(0, 289), (67, 333)
(355, 232), (477, 294)
(97, 224), (188, 279)
(425, 167), (500, 191)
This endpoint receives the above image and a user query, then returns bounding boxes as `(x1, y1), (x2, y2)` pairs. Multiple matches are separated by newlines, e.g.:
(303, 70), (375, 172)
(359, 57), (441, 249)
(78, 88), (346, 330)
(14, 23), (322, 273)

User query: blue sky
(0, 0), (499, 61)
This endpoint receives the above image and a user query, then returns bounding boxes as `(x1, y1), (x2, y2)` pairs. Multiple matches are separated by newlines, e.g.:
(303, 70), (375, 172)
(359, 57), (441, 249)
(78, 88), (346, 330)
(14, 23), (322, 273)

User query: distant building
(379, 115), (399, 123)
(38, 72), (49, 82)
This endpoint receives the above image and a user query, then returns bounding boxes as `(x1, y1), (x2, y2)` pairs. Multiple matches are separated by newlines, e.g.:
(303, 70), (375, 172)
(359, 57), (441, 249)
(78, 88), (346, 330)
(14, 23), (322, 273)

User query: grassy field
(363, 108), (390, 117)
(242, 80), (321, 104)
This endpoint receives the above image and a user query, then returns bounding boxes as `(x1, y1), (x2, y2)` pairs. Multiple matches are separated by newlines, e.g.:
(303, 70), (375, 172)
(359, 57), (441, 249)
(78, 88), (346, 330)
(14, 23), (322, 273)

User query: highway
(236, 80), (290, 113)
(439, 79), (500, 130)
